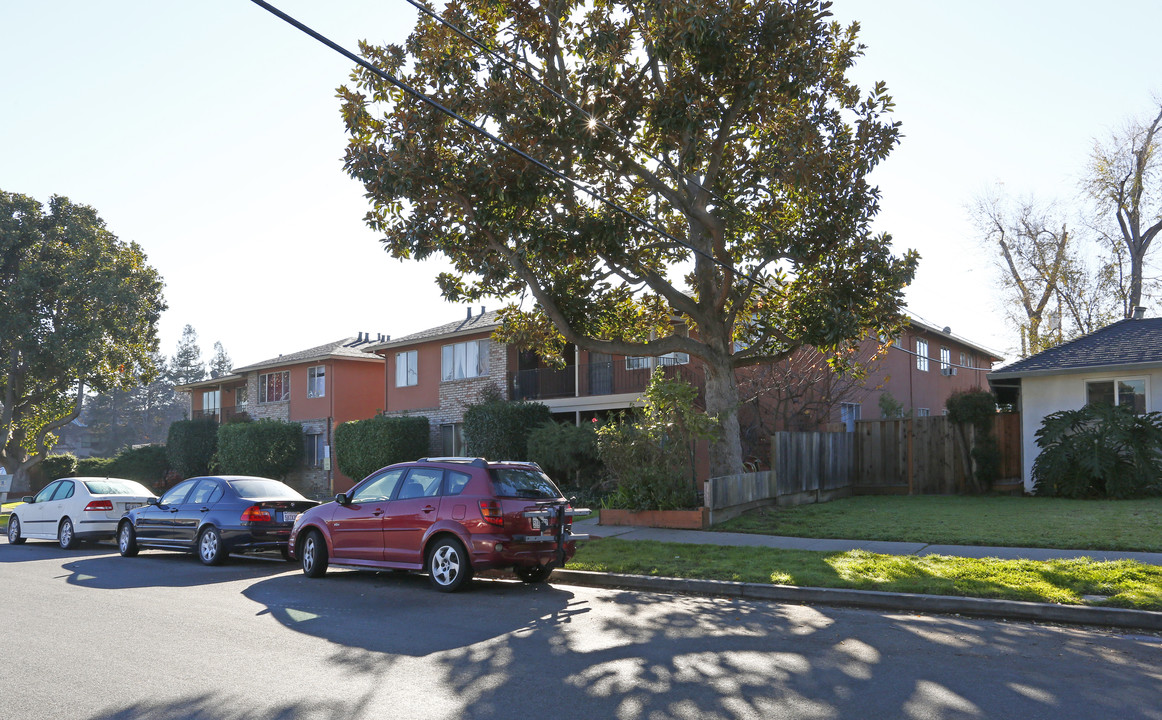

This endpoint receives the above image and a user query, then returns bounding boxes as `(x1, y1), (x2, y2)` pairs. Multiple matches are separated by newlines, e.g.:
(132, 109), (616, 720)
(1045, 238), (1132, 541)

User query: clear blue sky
(3, 1), (1159, 368)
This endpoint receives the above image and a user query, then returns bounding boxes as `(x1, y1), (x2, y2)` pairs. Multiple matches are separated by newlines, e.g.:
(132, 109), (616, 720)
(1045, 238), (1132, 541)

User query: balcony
(508, 359), (704, 402)
(190, 407), (251, 423)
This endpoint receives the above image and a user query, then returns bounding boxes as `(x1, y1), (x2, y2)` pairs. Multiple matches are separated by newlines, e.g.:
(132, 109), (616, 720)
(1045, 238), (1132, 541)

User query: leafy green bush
(76, 456), (116, 477)
(109, 445), (169, 486)
(216, 419), (303, 479)
(527, 421), (604, 489)
(1033, 403), (1162, 498)
(596, 370), (718, 511)
(463, 390), (553, 460)
(36, 453), (78, 482)
(946, 389), (1000, 492)
(166, 419), (219, 478)
(334, 415), (431, 482)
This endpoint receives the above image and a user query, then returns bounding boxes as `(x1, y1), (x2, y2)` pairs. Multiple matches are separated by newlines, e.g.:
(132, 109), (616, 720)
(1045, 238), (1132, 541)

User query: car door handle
(200, 507), (211, 512)
(422, 505), (436, 514)
(372, 509), (384, 516)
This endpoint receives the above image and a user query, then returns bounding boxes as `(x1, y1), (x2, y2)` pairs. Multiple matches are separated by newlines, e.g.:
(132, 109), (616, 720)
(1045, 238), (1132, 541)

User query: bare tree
(1086, 103), (1162, 315)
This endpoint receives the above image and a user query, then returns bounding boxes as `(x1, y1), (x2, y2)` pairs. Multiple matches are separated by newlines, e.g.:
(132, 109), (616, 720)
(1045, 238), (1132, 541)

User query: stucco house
(988, 310), (1161, 492)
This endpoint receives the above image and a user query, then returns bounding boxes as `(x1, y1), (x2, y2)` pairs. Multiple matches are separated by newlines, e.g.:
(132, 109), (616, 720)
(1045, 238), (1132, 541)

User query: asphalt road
(3, 542), (1161, 720)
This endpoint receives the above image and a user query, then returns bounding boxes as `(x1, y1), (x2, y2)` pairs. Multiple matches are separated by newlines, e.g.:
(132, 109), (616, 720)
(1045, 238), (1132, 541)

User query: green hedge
(463, 398), (552, 461)
(76, 456), (116, 476)
(334, 415), (430, 482)
(216, 419), (303, 479)
(166, 419), (219, 478)
(527, 421), (603, 488)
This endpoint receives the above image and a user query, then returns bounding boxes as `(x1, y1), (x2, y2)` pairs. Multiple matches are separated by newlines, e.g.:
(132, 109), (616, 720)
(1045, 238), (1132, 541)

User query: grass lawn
(567, 538), (1162, 611)
(715, 495), (1162, 552)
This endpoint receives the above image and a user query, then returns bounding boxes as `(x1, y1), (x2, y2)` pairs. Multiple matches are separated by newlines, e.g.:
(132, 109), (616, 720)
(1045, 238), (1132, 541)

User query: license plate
(529, 517), (541, 530)
(281, 511), (299, 523)
(122, 503), (142, 513)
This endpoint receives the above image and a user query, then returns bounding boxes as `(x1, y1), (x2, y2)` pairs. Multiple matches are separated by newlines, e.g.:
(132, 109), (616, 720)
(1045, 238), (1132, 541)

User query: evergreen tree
(170, 324), (205, 386)
(209, 341), (232, 378)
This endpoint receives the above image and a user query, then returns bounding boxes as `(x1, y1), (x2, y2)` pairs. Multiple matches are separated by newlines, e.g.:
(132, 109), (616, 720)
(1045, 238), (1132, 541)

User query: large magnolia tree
(0, 191), (166, 490)
(341, 0), (917, 475)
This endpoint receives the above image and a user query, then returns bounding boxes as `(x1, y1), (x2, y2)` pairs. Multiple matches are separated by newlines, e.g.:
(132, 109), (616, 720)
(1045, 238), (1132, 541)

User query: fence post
(907, 417), (914, 495)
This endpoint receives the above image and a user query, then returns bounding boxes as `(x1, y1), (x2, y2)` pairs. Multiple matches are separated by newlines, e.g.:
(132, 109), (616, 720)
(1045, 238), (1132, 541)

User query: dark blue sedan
(117, 476), (318, 565)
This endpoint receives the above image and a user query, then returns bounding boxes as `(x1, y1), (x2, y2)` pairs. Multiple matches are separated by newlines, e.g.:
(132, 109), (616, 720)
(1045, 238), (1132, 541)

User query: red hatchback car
(287, 457), (589, 592)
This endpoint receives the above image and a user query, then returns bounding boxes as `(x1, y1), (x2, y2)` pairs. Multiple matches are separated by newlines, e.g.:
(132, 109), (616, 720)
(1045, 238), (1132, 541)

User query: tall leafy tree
(169, 324), (205, 386)
(208, 341), (232, 378)
(0, 191), (166, 490)
(341, 0), (916, 474)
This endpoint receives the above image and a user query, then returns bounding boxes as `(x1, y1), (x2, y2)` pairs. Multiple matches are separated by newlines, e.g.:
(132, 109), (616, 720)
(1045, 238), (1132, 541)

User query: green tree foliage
(169, 324), (205, 386)
(596, 370), (719, 511)
(877, 391), (906, 419)
(0, 191), (166, 491)
(527, 421), (603, 489)
(334, 415), (431, 482)
(946, 389), (999, 492)
(216, 419), (303, 480)
(166, 418), (219, 478)
(209, 341), (232, 378)
(28, 453), (79, 492)
(340, 0), (917, 477)
(1032, 403), (1162, 498)
(463, 391), (553, 461)
(76, 456), (115, 478)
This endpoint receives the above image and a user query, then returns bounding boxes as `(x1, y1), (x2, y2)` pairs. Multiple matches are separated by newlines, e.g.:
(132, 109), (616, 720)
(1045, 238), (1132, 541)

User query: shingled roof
(231, 335), (385, 374)
(364, 309), (501, 352)
(989, 317), (1162, 378)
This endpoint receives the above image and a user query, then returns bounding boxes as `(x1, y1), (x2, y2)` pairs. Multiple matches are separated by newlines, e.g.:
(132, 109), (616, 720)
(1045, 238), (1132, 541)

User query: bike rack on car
(517, 503), (591, 566)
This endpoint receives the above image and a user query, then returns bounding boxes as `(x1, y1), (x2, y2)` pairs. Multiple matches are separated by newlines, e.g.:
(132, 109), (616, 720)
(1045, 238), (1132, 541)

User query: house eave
(230, 353), (384, 375)
(988, 360), (1162, 380)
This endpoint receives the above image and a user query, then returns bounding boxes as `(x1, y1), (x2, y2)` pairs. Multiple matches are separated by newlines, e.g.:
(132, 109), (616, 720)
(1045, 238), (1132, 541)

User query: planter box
(599, 507), (708, 530)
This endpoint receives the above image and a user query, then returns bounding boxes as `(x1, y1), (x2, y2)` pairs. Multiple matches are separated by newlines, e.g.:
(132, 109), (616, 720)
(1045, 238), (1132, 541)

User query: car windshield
(83, 480), (152, 496)
(489, 467), (561, 499)
(229, 479), (306, 500)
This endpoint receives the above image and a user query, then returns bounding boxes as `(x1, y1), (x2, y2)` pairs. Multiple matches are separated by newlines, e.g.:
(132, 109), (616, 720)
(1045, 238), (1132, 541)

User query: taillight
(479, 500), (503, 527)
(84, 500), (114, 512)
(241, 505), (272, 522)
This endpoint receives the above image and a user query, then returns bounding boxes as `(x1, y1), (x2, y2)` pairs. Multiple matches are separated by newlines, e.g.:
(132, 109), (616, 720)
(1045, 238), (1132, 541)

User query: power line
(248, 0), (764, 290)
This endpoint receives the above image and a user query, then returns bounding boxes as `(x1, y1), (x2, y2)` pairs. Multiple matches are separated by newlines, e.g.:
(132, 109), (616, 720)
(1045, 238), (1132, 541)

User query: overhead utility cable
(248, 0), (763, 290)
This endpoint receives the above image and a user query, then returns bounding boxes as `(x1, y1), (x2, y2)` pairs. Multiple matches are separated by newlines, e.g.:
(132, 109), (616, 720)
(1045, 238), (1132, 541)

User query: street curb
(550, 569), (1162, 631)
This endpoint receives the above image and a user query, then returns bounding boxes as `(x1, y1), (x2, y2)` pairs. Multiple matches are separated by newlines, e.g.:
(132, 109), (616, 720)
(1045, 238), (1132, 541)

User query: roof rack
(417, 457), (488, 468)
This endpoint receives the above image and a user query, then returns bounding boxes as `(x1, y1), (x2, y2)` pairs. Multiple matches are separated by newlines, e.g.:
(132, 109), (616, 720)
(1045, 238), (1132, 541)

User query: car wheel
(58, 517), (79, 550)
(197, 527), (227, 566)
(7, 515), (25, 545)
(118, 522), (139, 557)
(301, 530), (328, 578)
(428, 537), (472, 593)
(514, 563), (553, 584)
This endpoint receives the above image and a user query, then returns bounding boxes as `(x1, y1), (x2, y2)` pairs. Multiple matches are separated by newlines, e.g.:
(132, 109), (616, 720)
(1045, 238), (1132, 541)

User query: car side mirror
(147, 497), (160, 506)
(334, 492), (350, 506)
(21, 496), (33, 504)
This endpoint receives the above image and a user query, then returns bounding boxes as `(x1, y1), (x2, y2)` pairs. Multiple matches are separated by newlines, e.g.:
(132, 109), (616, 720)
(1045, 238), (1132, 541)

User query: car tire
(197, 526), (227, 566)
(514, 563), (553, 584)
(300, 530), (328, 578)
(428, 537), (472, 593)
(58, 517), (79, 550)
(7, 515), (25, 545)
(118, 522), (139, 557)
(280, 545), (294, 562)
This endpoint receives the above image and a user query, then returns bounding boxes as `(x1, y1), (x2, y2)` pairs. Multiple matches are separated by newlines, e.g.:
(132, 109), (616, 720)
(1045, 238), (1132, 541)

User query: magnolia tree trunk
(704, 362), (744, 479)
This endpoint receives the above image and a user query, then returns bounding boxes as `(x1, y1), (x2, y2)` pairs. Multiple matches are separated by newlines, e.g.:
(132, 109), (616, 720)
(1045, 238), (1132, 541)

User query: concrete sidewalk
(573, 518), (1162, 566)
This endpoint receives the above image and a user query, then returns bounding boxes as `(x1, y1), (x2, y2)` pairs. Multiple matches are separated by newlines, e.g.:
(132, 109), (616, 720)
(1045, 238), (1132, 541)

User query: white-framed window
(840, 402), (861, 433)
(235, 384), (248, 406)
(916, 408), (930, 417)
(259, 371), (290, 403)
(660, 351), (690, 366)
(307, 365), (326, 398)
(959, 351), (973, 369)
(940, 346), (951, 371)
(305, 433), (325, 468)
(396, 350), (418, 387)
(915, 339), (929, 372)
(626, 356), (651, 371)
(202, 390), (220, 413)
(441, 339), (490, 381)
(440, 423), (464, 456)
(1086, 378), (1147, 414)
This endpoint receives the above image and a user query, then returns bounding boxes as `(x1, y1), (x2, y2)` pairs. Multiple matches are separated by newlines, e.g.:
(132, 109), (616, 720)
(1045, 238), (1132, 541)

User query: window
(894, 335), (904, 349)
(398, 468), (444, 499)
(189, 480), (223, 506)
(396, 350), (418, 387)
(352, 469), (405, 503)
(259, 371), (290, 403)
(626, 356), (651, 371)
(202, 390), (220, 414)
(915, 339), (929, 371)
(440, 423), (464, 456)
(441, 339), (490, 381)
(307, 366), (326, 398)
(916, 408), (930, 417)
(33, 482), (60, 504)
(51, 480), (75, 501)
(444, 470), (472, 496)
(940, 347), (951, 371)
(840, 402), (861, 433)
(235, 384), (248, 406)
(1087, 378), (1147, 414)
(160, 480), (197, 507)
(959, 351), (973, 370)
(305, 433), (325, 468)
(660, 352), (690, 366)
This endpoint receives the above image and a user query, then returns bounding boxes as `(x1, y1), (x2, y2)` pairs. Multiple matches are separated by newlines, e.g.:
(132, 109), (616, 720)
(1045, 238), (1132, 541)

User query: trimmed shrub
(36, 453), (78, 482)
(1033, 403), (1162, 498)
(109, 445), (170, 487)
(463, 395), (553, 461)
(216, 419), (303, 479)
(76, 456), (116, 477)
(166, 419), (219, 478)
(527, 421), (604, 488)
(334, 415), (430, 482)
(946, 389), (1000, 492)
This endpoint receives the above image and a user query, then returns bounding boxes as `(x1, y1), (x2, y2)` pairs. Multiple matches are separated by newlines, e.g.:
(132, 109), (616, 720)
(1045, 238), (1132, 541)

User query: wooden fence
(704, 414), (1022, 524)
